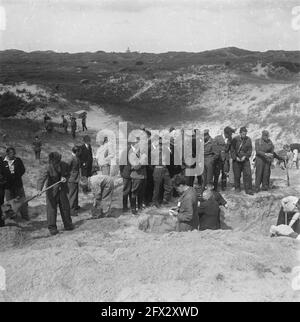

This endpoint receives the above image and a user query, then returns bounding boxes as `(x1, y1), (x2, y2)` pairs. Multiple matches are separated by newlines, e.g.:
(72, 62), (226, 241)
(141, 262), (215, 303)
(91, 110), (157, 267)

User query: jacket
(204, 137), (217, 160)
(231, 135), (252, 161)
(68, 155), (81, 183)
(177, 187), (199, 229)
(37, 161), (70, 196)
(255, 138), (274, 162)
(80, 144), (93, 177)
(198, 197), (221, 230)
(214, 134), (231, 162)
(129, 143), (147, 180)
(3, 157), (25, 189)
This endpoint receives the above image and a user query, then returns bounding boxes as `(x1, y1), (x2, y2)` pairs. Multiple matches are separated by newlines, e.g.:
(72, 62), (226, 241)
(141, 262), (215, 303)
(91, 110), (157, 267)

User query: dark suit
(80, 144), (93, 177)
(68, 155), (81, 216)
(3, 157), (29, 220)
(231, 135), (253, 193)
(213, 134), (231, 190)
(37, 161), (73, 234)
(198, 197), (221, 231)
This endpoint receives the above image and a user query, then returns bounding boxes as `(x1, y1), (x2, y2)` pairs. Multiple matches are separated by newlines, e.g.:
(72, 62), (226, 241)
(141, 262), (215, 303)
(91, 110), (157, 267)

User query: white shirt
(96, 143), (114, 166)
(281, 196), (299, 212)
(4, 156), (15, 174)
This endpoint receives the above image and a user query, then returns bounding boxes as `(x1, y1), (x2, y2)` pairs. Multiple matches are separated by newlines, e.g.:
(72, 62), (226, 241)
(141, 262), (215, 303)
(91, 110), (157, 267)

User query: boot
(123, 196), (129, 212)
(131, 197), (137, 215)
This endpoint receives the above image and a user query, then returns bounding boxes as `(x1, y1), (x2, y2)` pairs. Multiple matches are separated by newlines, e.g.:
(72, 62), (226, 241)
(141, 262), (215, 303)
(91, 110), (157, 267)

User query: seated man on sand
(275, 196), (300, 234)
(198, 189), (221, 231)
(169, 175), (199, 232)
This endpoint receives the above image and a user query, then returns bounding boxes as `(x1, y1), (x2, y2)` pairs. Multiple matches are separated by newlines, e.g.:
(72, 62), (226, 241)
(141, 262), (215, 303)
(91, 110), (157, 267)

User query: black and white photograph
(0, 0), (300, 304)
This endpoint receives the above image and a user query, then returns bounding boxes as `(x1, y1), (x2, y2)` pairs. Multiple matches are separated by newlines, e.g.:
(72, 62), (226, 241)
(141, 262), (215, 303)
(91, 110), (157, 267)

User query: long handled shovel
(1, 179), (64, 220)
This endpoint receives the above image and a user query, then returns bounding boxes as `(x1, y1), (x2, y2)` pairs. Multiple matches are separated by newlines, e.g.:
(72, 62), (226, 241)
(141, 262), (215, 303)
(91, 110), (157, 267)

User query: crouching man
(275, 196), (300, 233)
(86, 173), (114, 219)
(170, 175), (199, 232)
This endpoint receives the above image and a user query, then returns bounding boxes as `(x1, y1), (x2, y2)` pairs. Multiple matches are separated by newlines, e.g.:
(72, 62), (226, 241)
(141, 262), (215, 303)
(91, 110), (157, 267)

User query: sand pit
(0, 227), (28, 252)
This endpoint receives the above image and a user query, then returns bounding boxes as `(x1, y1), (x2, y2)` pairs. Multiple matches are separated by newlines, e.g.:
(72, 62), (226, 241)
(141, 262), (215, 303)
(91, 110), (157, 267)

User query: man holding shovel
(37, 152), (74, 236)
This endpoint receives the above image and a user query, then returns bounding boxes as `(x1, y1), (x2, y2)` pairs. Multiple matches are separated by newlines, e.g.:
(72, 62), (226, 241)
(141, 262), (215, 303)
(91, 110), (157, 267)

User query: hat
(262, 130), (269, 136)
(240, 126), (247, 133)
(204, 129), (210, 135)
(224, 126), (235, 134)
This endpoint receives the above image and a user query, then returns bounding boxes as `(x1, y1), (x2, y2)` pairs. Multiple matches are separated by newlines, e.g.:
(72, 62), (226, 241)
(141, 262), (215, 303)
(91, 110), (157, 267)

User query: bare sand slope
(0, 168), (300, 302)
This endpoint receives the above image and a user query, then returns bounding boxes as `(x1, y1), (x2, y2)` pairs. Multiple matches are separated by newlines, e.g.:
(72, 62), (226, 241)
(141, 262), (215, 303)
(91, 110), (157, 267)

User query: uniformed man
(213, 126), (235, 191)
(230, 127), (254, 195)
(129, 137), (147, 215)
(37, 152), (74, 235)
(68, 146), (81, 217)
(151, 134), (172, 207)
(89, 173), (114, 218)
(171, 175), (199, 232)
(254, 130), (274, 192)
(202, 129), (217, 191)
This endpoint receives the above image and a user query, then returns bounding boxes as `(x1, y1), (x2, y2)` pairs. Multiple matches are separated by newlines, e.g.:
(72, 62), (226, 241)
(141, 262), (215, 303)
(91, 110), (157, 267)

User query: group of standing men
(119, 125), (281, 219)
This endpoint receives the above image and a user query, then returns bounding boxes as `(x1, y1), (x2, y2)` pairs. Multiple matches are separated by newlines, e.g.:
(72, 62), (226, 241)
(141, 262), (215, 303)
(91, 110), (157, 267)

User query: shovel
(1, 179), (64, 220)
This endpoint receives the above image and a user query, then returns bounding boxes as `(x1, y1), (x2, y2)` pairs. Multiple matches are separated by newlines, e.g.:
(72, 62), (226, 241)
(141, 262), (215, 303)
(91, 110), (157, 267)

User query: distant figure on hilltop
(82, 113), (88, 132)
(70, 117), (77, 139)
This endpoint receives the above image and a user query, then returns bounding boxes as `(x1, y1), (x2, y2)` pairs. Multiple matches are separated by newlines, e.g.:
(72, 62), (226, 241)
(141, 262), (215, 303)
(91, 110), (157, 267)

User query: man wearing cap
(230, 127), (254, 195)
(213, 126), (235, 191)
(201, 129), (218, 191)
(254, 130), (274, 192)
(129, 136), (148, 215)
(274, 196), (300, 234)
(151, 134), (173, 207)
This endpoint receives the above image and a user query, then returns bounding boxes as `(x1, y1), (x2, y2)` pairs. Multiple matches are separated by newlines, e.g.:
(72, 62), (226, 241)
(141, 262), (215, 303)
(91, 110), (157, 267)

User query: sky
(0, 0), (299, 53)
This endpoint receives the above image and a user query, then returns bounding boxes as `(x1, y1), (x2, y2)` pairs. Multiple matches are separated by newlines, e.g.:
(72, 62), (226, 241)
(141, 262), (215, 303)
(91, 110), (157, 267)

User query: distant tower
(126, 47), (131, 53)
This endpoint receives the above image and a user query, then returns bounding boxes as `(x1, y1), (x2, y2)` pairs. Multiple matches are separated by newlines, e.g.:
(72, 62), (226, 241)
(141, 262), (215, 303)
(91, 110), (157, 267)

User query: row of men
(117, 126), (299, 216)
